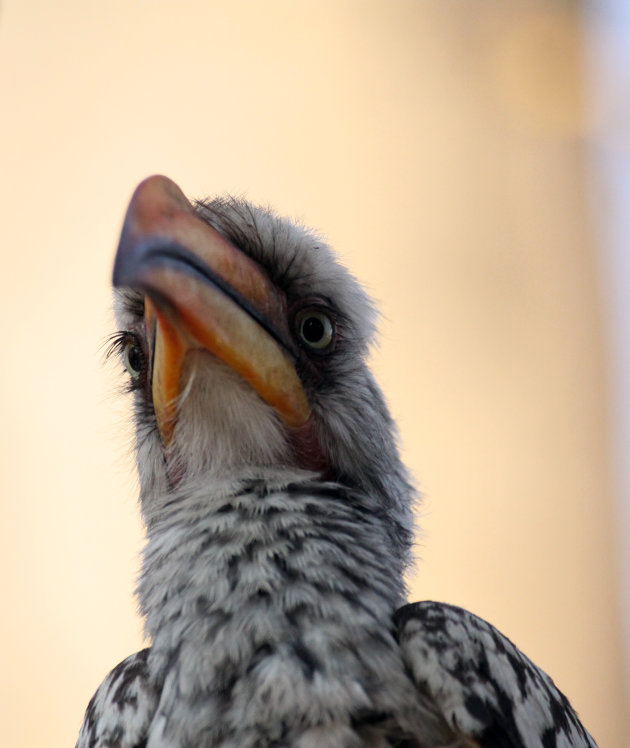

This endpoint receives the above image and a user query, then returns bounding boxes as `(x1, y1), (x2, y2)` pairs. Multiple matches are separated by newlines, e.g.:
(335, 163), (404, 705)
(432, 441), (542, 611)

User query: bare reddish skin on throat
(288, 417), (331, 477)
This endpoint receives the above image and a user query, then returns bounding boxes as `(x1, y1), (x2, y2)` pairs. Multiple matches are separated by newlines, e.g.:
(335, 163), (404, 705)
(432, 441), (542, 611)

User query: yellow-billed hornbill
(77, 176), (596, 747)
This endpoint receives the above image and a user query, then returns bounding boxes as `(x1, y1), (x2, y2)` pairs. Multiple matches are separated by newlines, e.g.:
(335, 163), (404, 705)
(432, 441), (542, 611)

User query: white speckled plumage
(77, 187), (596, 747)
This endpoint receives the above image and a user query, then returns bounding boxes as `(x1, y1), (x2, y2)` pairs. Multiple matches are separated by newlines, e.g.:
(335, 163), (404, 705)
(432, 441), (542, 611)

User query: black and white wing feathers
(395, 602), (596, 747)
(76, 649), (157, 748)
(77, 181), (597, 746)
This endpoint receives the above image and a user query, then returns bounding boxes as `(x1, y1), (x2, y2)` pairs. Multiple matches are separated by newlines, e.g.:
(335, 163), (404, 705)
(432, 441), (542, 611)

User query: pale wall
(0, 2), (626, 745)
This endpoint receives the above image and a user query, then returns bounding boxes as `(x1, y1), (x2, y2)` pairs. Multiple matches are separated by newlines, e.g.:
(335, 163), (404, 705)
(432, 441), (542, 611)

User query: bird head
(112, 176), (414, 568)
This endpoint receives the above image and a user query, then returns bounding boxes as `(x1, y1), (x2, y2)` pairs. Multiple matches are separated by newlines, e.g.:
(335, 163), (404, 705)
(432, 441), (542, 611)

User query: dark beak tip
(112, 234), (169, 289)
(113, 175), (195, 289)
(112, 225), (145, 289)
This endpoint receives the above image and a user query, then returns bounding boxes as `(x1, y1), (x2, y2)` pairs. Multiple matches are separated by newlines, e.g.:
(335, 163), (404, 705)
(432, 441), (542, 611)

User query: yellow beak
(113, 175), (310, 445)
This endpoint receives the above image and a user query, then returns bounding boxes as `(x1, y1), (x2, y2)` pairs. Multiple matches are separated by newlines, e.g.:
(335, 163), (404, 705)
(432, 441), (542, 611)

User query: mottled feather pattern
(77, 188), (597, 747)
(395, 603), (596, 747)
(136, 472), (450, 747)
(77, 649), (156, 748)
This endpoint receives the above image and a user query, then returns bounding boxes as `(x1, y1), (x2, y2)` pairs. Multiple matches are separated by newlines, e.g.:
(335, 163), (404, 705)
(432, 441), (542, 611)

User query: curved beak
(113, 175), (310, 445)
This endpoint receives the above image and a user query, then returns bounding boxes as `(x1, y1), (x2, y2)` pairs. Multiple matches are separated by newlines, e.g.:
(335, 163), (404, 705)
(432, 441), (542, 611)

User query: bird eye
(122, 336), (145, 380)
(294, 308), (335, 351)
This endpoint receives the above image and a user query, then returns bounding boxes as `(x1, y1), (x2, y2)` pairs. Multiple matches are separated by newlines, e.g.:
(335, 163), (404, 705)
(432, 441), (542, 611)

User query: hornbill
(77, 176), (596, 747)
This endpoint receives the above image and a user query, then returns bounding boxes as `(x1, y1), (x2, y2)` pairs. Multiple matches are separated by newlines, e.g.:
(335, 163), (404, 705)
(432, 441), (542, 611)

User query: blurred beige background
(0, 1), (628, 745)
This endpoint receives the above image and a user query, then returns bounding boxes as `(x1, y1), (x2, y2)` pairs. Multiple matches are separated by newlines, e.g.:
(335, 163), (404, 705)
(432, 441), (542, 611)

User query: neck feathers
(139, 472), (407, 638)
(138, 473), (412, 745)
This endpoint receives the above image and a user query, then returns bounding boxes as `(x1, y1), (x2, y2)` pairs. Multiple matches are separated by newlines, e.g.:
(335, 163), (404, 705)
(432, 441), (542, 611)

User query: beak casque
(113, 175), (311, 445)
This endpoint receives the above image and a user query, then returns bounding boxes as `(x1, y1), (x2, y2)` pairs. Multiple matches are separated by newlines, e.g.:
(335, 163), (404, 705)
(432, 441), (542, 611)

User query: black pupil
(127, 344), (142, 372)
(302, 316), (325, 343)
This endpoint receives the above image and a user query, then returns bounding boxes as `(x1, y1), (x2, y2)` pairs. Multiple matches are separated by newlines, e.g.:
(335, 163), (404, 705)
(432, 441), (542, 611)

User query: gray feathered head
(111, 176), (416, 575)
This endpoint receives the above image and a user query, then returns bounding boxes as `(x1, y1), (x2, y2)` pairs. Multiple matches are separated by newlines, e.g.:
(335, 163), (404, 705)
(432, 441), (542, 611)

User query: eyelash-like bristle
(102, 331), (147, 393)
(103, 331), (130, 362)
